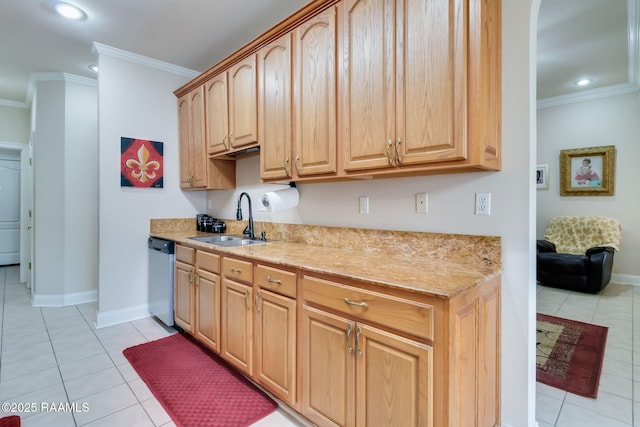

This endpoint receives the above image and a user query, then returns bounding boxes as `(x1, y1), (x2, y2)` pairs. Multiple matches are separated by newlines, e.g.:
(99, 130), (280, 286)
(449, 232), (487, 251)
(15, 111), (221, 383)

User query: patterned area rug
(536, 313), (608, 398)
(123, 334), (277, 427)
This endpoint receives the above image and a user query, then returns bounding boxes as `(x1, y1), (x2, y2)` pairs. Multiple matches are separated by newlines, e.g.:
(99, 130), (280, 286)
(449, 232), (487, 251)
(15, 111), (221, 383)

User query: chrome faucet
(236, 192), (255, 240)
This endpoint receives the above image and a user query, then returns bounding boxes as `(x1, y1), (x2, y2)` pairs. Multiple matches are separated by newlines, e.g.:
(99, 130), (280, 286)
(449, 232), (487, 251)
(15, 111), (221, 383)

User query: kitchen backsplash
(150, 218), (501, 268)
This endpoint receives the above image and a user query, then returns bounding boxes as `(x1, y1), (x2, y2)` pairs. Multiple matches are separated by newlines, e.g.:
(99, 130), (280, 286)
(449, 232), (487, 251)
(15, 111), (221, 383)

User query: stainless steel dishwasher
(148, 237), (175, 326)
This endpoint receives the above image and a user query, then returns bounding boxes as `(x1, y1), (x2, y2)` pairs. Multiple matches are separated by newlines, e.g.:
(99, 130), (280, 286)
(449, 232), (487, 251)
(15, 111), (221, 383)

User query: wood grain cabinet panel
(221, 277), (253, 376)
(259, 34), (293, 180)
(195, 269), (221, 353)
(292, 6), (338, 178)
(254, 288), (297, 406)
(228, 55), (259, 149)
(174, 259), (194, 333)
(205, 73), (230, 155)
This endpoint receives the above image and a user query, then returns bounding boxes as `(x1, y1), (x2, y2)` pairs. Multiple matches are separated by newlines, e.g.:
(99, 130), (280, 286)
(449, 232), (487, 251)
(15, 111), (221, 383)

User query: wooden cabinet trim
(222, 256), (254, 284)
(255, 264), (297, 298)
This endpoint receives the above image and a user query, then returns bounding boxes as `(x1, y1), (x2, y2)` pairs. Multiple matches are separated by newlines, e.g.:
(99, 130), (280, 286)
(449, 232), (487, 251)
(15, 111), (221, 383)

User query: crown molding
(92, 42), (199, 79)
(537, 81), (639, 109)
(24, 72), (97, 106)
(538, 0), (640, 109)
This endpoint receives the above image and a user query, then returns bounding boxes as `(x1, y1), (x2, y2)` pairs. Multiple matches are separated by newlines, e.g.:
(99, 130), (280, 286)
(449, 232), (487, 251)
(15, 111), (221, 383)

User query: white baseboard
(95, 304), (150, 329)
(32, 290), (97, 307)
(611, 273), (640, 286)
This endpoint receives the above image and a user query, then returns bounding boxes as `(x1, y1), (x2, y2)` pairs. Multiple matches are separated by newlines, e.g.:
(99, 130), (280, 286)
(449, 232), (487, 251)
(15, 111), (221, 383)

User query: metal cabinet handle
(346, 324), (354, 354)
(244, 289), (250, 309)
(294, 154), (300, 174)
(395, 137), (402, 164)
(386, 139), (394, 166)
(255, 290), (261, 313)
(355, 327), (362, 358)
(231, 267), (242, 274)
(229, 132), (234, 142)
(267, 276), (282, 285)
(194, 272), (199, 288)
(222, 135), (228, 150)
(284, 157), (291, 177)
(344, 298), (368, 309)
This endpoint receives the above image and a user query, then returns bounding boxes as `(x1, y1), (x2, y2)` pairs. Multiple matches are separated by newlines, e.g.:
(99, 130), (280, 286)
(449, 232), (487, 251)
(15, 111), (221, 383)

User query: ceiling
(0, 0), (638, 107)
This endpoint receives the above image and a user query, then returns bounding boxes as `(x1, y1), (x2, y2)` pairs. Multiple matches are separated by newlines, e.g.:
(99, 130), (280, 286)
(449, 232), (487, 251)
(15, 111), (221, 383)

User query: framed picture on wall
(559, 145), (615, 196)
(536, 164), (549, 190)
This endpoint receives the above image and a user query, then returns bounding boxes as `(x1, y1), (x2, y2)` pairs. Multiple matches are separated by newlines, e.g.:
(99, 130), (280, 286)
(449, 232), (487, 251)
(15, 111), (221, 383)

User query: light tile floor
(537, 281), (640, 427)
(0, 266), (307, 427)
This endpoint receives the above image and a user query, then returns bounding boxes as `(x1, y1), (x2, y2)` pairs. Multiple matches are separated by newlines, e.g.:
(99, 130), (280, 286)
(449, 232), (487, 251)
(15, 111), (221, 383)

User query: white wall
(33, 81), (66, 298)
(95, 45), (205, 327)
(32, 77), (99, 305)
(209, 2), (538, 425)
(0, 104), (30, 143)
(537, 92), (640, 277)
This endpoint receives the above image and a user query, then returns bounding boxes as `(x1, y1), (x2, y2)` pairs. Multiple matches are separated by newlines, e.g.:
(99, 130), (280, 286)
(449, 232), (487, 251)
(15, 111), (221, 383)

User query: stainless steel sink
(188, 235), (269, 247)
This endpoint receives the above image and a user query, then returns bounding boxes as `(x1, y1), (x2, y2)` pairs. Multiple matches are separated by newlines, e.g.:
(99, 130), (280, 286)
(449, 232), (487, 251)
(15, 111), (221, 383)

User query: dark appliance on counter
(196, 215), (226, 233)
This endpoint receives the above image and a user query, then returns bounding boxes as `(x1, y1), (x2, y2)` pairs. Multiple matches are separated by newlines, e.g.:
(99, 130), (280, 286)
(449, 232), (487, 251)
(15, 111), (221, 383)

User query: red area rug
(536, 313), (608, 398)
(0, 416), (20, 427)
(123, 334), (277, 427)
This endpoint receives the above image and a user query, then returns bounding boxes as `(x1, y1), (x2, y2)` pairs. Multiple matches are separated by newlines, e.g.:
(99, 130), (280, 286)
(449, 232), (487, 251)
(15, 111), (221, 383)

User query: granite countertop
(151, 230), (501, 299)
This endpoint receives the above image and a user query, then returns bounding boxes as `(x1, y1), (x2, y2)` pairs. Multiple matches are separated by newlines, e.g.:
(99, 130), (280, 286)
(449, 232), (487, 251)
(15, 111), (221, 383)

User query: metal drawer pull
(355, 327), (362, 358)
(267, 276), (282, 285)
(244, 289), (250, 309)
(231, 267), (242, 273)
(344, 298), (368, 309)
(395, 137), (402, 163)
(255, 291), (261, 313)
(346, 324), (354, 354)
(386, 139), (394, 166)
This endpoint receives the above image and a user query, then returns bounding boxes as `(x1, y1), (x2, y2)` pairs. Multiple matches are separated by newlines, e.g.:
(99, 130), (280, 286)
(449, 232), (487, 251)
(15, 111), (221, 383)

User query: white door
(0, 157), (20, 265)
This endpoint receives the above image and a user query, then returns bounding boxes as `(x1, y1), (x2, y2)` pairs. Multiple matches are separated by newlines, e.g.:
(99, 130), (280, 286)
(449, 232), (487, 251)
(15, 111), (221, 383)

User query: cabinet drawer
(255, 264), (296, 299)
(222, 257), (253, 284)
(176, 245), (195, 264)
(196, 250), (220, 274)
(302, 276), (434, 341)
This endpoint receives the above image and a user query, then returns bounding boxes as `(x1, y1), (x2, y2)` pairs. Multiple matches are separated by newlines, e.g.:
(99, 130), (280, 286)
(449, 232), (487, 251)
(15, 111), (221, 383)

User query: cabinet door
(177, 94), (192, 188)
(189, 86), (208, 187)
(205, 73), (230, 155)
(228, 55), (258, 148)
(195, 269), (221, 353)
(301, 306), (356, 427)
(355, 324), (433, 427)
(259, 34), (292, 180)
(254, 289), (296, 405)
(341, 0), (396, 172)
(395, 0), (466, 166)
(174, 260), (194, 333)
(293, 6), (338, 176)
(221, 278), (253, 375)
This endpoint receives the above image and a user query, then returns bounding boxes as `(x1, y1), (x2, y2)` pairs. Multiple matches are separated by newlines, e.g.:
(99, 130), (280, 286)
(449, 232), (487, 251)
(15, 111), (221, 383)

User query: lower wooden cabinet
(174, 245), (500, 427)
(221, 277), (253, 376)
(254, 288), (297, 406)
(300, 305), (432, 427)
(195, 269), (221, 352)
(174, 260), (195, 333)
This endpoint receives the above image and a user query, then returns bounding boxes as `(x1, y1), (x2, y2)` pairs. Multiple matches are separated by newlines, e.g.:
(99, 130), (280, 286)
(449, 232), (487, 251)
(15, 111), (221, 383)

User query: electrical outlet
(359, 196), (369, 214)
(475, 192), (491, 215)
(208, 199), (212, 209)
(415, 193), (428, 213)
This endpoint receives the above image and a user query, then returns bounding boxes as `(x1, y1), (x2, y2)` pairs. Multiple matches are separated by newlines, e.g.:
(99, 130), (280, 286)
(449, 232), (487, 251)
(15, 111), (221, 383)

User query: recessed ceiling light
(88, 64), (98, 73)
(575, 78), (594, 87)
(54, 2), (87, 20)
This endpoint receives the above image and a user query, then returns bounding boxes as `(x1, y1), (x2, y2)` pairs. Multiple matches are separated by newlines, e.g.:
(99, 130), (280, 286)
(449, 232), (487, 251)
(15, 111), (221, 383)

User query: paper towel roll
(260, 187), (299, 212)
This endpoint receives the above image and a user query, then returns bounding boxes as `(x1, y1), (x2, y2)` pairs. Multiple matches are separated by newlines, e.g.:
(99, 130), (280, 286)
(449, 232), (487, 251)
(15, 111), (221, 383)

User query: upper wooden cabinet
(178, 87), (236, 190)
(259, 34), (293, 180)
(342, 0), (471, 172)
(207, 55), (259, 157)
(178, 88), (207, 188)
(176, 0), (500, 184)
(292, 6), (339, 178)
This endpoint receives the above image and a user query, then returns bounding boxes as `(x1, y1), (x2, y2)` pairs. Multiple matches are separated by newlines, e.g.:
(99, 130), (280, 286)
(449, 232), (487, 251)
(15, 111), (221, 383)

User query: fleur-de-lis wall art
(120, 137), (164, 188)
